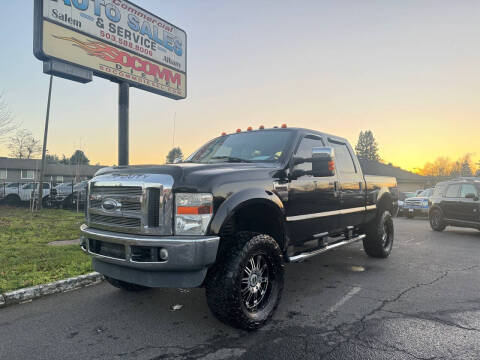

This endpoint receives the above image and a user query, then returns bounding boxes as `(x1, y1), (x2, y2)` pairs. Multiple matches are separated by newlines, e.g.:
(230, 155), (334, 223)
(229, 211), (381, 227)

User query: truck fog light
(159, 248), (169, 261)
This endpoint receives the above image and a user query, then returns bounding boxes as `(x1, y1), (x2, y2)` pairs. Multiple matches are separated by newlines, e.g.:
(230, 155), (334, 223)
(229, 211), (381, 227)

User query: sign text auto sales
(35, 0), (187, 99)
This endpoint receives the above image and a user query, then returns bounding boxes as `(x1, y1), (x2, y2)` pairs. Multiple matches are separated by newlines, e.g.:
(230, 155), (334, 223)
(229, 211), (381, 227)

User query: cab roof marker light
(236, 129), (242, 133)
(247, 126), (253, 131)
(221, 132), (226, 136)
(281, 124), (287, 128)
(259, 125), (265, 129)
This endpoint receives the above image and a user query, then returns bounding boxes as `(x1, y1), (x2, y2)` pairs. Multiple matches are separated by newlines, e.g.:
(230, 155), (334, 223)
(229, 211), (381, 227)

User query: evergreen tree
(355, 130), (380, 161)
(70, 150), (90, 165)
(166, 147), (183, 164)
(460, 160), (472, 177)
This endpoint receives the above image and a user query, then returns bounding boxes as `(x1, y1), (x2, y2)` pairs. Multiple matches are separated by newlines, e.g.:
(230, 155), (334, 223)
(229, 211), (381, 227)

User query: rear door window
(445, 184), (460, 198)
(460, 184), (477, 198)
(328, 141), (356, 174)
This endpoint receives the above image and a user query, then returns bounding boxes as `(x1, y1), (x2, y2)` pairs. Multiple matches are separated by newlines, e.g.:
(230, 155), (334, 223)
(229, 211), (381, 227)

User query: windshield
(418, 189), (433, 197)
(186, 130), (293, 164)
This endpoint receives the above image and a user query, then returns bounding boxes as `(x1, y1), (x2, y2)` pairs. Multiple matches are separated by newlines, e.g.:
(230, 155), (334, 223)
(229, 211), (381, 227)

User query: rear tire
(429, 209), (446, 232)
(105, 276), (150, 292)
(363, 210), (394, 258)
(205, 232), (284, 331)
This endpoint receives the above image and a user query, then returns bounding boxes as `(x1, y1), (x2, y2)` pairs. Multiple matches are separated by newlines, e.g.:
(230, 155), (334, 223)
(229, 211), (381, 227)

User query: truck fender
(209, 188), (285, 236)
(375, 190), (394, 212)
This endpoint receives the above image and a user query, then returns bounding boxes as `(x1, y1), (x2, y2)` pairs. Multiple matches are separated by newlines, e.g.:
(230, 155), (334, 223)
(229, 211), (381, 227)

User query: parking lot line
(327, 286), (362, 314)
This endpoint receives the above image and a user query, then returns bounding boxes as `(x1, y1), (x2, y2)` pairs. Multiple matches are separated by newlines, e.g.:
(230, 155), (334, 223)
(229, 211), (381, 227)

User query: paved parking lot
(1, 218), (479, 360)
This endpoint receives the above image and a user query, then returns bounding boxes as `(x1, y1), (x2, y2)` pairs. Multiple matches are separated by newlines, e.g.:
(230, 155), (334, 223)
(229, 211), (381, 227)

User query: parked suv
(429, 178), (480, 232)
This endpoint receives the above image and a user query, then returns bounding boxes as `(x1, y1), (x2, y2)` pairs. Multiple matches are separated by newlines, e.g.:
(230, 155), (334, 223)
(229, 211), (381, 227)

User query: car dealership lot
(1, 218), (479, 360)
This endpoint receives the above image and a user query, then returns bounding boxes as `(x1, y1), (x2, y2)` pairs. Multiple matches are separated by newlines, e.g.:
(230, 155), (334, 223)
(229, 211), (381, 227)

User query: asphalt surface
(1, 218), (479, 360)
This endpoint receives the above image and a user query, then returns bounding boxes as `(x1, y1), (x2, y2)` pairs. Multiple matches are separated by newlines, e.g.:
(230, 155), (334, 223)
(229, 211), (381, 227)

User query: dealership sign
(34, 0), (187, 99)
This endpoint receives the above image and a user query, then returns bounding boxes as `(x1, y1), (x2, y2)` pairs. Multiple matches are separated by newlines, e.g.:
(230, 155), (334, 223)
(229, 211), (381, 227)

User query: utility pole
(37, 75), (53, 210)
(118, 82), (129, 166)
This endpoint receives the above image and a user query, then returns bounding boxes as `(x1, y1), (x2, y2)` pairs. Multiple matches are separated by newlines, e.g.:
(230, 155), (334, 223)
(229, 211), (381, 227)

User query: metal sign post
(118, 82), (129, 166)
(37, 75), (53, 210)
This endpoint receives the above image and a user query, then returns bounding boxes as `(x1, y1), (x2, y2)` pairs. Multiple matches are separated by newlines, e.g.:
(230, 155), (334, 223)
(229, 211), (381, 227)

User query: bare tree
(0, 92), (17, 143)
(8, 129), (41, 159)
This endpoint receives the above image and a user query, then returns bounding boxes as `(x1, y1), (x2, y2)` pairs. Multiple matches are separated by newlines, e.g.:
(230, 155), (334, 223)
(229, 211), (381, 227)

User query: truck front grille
(86, 174), (174, 236)
(406, 200), (424, 207)
(89, 214), (141, 228)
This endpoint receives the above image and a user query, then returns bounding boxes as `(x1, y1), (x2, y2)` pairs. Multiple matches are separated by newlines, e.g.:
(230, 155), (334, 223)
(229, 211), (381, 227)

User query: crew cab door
(286, 135), (339, 243)
(328, 139), (366, 229)
(458, 184), (480, 223)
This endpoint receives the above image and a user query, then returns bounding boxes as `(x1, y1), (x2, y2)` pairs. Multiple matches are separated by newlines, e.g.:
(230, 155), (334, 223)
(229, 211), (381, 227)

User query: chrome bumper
(80, 224), (220, 271)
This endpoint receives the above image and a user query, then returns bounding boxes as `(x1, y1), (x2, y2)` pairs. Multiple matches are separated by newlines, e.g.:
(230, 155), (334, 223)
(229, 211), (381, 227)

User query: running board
(287, 234), (366, 263)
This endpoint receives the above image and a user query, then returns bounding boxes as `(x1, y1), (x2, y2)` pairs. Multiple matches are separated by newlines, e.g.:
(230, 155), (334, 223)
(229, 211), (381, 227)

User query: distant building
(358, 159), (428, 192)
(0, 157), (104, 184)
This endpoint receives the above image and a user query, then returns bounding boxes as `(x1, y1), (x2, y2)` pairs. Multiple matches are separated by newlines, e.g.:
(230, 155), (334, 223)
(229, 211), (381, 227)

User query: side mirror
(465, 193), (479, 201)
(312, 147), (335, 177)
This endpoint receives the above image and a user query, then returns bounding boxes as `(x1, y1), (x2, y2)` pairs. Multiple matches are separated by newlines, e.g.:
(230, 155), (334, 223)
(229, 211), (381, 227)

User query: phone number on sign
(100, 30), (153, 57)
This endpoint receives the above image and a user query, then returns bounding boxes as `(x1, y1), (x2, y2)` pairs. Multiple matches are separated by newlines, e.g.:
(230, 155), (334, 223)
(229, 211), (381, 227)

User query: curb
(0, 272), (104, 308)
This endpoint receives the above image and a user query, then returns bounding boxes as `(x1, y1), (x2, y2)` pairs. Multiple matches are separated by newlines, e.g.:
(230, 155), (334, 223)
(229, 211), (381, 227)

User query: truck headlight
(175, 193), (213, 235)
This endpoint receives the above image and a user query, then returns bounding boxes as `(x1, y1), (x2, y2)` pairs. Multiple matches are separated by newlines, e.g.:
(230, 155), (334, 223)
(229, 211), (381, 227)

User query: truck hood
(94, 163), (283, 193)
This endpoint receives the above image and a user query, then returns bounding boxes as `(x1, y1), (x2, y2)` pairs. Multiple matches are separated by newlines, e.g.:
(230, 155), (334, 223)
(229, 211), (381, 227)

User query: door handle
(334, 181), (340, 197)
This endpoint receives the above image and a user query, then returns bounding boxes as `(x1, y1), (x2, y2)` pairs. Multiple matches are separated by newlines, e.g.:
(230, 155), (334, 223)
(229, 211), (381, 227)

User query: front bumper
(403, 205), (429, 215)
(80, 224), (220, 287)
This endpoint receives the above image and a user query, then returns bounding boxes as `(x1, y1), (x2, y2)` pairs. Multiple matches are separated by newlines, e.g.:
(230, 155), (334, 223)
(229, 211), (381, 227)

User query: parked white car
(0, 182), (22, 199)
(3, 182), (51, 204)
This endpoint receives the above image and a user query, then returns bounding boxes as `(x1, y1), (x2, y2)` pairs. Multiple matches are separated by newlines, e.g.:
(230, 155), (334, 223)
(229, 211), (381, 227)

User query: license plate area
(89, 239), (126, 260)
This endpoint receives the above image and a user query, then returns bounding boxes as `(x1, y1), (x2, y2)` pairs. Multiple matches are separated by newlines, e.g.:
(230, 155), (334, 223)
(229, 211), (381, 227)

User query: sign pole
(118, 81), (129, 166)
(37, 75), (53, 210)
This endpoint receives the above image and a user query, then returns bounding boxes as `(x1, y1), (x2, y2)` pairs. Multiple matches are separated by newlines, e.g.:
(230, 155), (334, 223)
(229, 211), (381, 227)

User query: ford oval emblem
(102, 199), (120, 211)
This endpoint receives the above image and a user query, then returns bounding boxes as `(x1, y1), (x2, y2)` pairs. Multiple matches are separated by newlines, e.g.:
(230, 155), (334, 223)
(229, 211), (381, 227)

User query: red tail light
(328, 161), (335, 172)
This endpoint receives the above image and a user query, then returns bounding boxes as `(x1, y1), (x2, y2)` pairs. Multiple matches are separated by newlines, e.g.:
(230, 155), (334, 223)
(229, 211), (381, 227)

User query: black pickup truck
(81, 127), (398, 330)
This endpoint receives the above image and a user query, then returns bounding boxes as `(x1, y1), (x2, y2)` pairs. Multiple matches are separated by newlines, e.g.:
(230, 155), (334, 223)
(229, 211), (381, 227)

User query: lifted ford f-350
(81, 127), (398, 330)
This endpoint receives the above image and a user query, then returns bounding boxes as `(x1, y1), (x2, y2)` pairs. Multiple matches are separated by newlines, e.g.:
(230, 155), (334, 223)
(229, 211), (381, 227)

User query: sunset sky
(0, 1), (478, 171)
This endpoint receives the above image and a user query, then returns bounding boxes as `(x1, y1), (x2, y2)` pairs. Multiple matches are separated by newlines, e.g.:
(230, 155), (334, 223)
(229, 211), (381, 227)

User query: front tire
(363, 210), (394, 258)
(205, 232), (284, 331)
(105, 276), (150, 291)
(429, 209), (446, 232)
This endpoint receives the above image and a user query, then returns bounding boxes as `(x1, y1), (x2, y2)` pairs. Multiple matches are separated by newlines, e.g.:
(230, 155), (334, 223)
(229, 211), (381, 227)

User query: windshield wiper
(210, 156), (253, 163)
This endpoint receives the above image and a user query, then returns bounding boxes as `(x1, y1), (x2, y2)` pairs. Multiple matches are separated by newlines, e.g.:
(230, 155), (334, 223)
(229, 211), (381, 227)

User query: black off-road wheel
(105, 276), (150, 292)
(363, 210), (394, 258)
(205, 232), (284, 331)
(429, 208), (446, 232)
